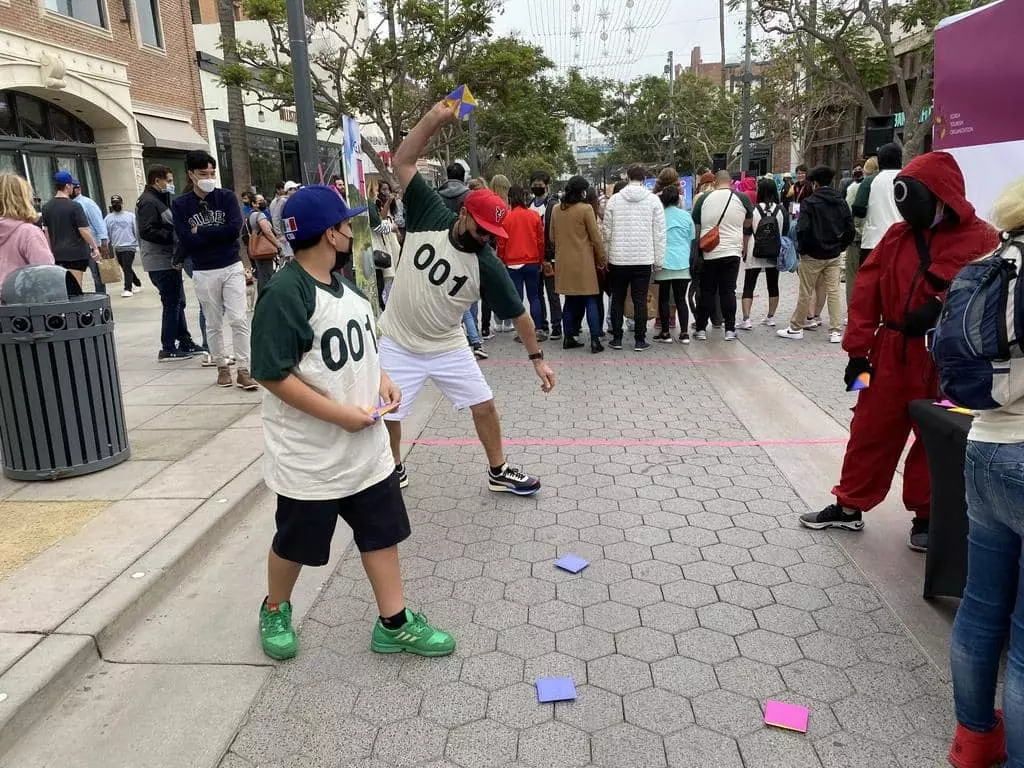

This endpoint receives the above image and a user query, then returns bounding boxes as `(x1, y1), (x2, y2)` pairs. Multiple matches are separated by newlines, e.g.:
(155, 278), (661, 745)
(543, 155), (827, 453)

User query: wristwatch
(529, 351), (544, 361)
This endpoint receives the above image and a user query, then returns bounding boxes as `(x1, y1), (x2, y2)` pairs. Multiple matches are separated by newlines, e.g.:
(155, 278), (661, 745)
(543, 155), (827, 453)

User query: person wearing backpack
(740, 177), (790, 329)
(777, 166), (854, 343)
(798, 151), (998, 553)
(942, 179), (1024, 768)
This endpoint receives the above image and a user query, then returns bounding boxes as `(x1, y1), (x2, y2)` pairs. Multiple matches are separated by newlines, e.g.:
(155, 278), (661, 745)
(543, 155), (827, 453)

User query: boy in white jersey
(379, 101), (557, 495)
(251, 185), (454, 661)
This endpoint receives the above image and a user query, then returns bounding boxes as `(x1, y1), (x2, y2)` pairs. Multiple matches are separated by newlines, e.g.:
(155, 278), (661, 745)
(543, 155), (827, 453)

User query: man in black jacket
(137, 165), (200, 362)
(528, 170), (562, 339)
(777, 166), (854, 343)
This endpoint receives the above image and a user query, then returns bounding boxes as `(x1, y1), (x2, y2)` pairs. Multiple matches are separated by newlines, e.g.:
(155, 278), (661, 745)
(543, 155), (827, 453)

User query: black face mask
(532, 187), (546, 198)
(334, 250), (352, 272)
(853, 170), (864, 181)
(111, 204), (122, 212)
(894, 176), (939, 230)
(453, 223), (486, 253)
(258, 203), (268, 211)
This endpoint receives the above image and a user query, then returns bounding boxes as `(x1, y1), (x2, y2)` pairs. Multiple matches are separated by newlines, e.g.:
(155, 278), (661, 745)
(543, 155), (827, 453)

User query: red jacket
(844, 151), (999, 359)
(497, 207), (545, 267)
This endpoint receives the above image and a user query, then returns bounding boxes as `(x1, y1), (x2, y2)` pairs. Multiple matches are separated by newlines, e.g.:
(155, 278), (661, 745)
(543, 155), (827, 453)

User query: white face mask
(196, 178), (216, 194)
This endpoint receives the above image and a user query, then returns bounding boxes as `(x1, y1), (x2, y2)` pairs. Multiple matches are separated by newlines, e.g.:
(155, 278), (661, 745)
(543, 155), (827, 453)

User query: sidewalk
(216, 306), (957, 768)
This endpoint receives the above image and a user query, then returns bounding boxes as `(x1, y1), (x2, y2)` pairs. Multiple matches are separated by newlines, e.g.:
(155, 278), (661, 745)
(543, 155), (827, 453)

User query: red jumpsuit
(834, 152), (998, 517)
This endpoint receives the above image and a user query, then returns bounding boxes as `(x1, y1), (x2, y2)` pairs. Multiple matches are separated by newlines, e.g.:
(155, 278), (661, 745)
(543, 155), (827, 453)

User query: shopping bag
(98, 257), (122, 285)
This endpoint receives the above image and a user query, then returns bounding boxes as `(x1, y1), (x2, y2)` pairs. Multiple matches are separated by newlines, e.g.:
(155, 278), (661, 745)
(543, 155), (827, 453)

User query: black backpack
(752, 203), (782, 260)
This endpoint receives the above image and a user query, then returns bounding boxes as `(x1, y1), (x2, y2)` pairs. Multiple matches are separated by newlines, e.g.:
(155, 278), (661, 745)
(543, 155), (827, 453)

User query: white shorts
(379, 337), (493, 420)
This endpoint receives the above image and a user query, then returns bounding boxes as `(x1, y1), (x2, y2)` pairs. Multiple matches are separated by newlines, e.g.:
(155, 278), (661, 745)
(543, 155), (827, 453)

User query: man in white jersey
(380, 101), (556, 495)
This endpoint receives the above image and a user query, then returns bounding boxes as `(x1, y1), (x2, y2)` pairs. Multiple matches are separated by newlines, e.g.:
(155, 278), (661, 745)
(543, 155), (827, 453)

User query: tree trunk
(218, 0), (251, 195)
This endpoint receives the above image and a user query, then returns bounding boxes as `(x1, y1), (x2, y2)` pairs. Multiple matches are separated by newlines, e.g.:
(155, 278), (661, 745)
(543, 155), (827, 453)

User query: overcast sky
(492, 0), (751, 84)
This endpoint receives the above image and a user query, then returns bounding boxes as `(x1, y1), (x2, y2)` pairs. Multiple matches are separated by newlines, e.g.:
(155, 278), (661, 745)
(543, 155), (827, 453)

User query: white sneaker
(121, 290), (133, 298)
(830, 331), (843, 343)
(200, 352), (217, 367)
(761, 316), (776, 327)
(739, 318), (753, 331)
(777, 328), (805, 340)
(695, 331), (708, 341)
(803, 316), (822, 329)
(724, 331), (737, 341)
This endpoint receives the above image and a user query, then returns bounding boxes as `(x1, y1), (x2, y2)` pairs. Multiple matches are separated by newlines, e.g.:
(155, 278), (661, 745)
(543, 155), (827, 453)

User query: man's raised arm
(392, 102), (457, 188)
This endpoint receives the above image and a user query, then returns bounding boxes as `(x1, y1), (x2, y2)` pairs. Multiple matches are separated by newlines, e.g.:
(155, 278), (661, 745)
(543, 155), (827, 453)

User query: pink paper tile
(764, 700), (809, 733)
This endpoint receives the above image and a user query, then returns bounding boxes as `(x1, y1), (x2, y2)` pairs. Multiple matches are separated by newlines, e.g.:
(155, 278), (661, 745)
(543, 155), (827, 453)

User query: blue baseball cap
(281, 185), (366, 243)
(53, 170), (80, 187)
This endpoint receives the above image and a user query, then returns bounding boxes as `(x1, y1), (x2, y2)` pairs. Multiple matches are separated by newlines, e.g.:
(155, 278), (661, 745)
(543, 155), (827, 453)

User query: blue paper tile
(536, 677), (577, 703)
(554, 554), (589, 574)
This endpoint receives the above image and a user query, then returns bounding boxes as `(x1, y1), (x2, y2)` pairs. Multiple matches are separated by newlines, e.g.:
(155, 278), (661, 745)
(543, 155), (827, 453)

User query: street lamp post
(285, 0), (320, 184)
(740, 0), (753, 174)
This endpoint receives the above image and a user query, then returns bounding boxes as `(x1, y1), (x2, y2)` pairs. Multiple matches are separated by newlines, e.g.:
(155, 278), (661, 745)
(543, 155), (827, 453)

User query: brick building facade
(0, 0), (208, 208)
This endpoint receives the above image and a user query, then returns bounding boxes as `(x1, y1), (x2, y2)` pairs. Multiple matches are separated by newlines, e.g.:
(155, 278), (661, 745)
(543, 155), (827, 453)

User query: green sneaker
(259, 599), (297, 660)
(370, 610), (455, 657)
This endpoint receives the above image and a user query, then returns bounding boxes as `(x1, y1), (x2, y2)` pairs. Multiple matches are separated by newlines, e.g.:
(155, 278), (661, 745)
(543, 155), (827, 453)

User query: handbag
(778, 235), (798, 273)
(698, 190), (735, 253)
(372, 250), (392, 269)
(689, 238), (704, 281)
(247, 212), (278, 261)
(97, 256), (122, 285)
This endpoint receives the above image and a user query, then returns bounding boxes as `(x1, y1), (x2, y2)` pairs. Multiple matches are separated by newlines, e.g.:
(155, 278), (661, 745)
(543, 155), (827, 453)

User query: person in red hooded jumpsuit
(798, 151), (998, 551)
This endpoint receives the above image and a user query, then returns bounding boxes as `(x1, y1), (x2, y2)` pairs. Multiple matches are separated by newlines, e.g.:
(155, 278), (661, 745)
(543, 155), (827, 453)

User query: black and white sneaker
(907, 517), (929, 552)
(472, 343), (488, 360)
(481, 329), (495, 341)
(609, 337), (623, 350)
(488, 463), (541, 495)
(799, 504), (864, 531)
(549, 328), (562, 340)
(395, 463), (409, 489)
(634, 341), (651, 352)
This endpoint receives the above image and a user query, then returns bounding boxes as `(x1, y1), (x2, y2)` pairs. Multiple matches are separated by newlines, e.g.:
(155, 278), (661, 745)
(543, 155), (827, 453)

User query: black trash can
(0, 265), (130, 480)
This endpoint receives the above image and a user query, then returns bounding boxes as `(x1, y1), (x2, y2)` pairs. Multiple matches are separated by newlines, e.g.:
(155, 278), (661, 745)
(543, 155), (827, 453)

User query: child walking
(251, 185), (455, 660)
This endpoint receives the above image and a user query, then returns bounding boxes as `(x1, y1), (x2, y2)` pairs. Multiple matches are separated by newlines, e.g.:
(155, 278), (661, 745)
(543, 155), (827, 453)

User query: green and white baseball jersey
(251, 260), (393, 500)
(378, 173), (524, 354)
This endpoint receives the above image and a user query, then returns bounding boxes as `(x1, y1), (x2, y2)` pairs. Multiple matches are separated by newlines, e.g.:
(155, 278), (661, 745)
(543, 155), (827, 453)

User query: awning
(135, 114), (208, 152)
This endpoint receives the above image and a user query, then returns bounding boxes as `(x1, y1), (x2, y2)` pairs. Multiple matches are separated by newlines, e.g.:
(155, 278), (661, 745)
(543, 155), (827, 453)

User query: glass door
(24, 153), (55, 203)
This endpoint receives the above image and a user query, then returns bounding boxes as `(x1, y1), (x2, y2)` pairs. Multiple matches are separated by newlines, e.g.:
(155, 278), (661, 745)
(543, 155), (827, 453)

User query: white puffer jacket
(603, 183), (666, 268)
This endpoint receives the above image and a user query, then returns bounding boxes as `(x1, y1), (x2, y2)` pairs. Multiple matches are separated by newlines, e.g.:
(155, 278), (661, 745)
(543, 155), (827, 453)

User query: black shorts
(61, 259), (91, 273)
(272, 473), (410, 566)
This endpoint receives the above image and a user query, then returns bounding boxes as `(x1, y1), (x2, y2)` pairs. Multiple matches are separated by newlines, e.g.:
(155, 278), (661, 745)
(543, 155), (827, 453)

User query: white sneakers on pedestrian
(695, 331), (708, 341)
(739, 318), (753, 330)
(777, 328), (804, 340)
(761, 316), (776, 327)
(121, 290), (133, 298)
(829, 331), (843, 343)
(724, 331), (737, 341)
(802, 316), (822, 330)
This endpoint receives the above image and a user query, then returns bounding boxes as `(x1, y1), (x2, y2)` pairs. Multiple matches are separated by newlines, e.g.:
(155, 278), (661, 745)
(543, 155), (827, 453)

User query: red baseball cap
(464, 189), (509, 239)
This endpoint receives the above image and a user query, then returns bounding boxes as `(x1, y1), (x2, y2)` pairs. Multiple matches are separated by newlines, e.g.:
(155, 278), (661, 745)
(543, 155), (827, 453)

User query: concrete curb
(0, 460), (266, 758)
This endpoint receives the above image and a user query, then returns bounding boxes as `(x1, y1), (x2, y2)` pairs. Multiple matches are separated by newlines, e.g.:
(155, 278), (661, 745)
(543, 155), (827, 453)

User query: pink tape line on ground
(407, 437), (850, 448)
(480, 353), (846, 367)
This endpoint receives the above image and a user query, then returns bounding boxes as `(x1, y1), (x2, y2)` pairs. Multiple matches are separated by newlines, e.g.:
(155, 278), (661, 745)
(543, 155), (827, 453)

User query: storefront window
(45, 0), (106, 28)
(215, 122), (339, 194)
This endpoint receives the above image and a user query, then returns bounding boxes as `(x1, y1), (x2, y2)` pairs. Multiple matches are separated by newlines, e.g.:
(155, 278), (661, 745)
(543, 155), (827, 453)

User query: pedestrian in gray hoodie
(438, 163), (470, 213)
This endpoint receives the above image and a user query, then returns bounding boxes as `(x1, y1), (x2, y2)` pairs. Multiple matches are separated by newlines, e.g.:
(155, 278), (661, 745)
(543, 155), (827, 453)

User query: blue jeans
(462, 306), (481, 345)
(149, 268), (193, 353)
(508, 264), (543, 329)
(563, 295), (601, 340)
(951, 439), (1024, 764)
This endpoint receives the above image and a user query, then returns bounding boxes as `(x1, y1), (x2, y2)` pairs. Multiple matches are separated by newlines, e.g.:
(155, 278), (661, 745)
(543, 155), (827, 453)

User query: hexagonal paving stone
(738, 729), (823, 768)
(781, 659), (854, 704)
(640, 601), (698, 633)
(624, 525), (672, 546)
(732, 511), (780, 532)
(631, 560), (683, 585)
(716, 527), (767, 549)
(675, 626), (740, 664)
(787, 562), (844, 588)
(584, 600), (642, 633)
(701, 542), (753, 567)
(286, 679), (358, 722)
(691, 688), (766, 738)
(352, 681), (423, 724)
(750, 543), (804, 567)
(832, 694), (916, 744)
(772, 582), (831, 612)
(826, 583), (884, 613)
(697, 602), (758, 636)
(587, 654), (653, 695)
(615, 626), (676, 663)
(608, 578), (664, 608)
(623, 687), (694, 735)
(580, 524), (625, 546)
(535, 524), (580, 546)
(423, 681), (489, 728)
(557, 578), (610, 608)
(669, 524), (720, 547)
(373, 717), (447, 767)
(524, 651), (587, 683)
(734, 561), (790, 587)
(517, 721), (590, 768)
(504, 577), (556, 607)
(664, 725), (743, 768)
(813, 606), (879, 640)
(487, 682), (552, 729)
(651, 656), (718, 697)
(801, 543), (849, 567)
(845, 661), (925, 704)
(445, 718), (517, 768)
(434, 558), (485, 583)
(556, 625), (616, 661)
(683, 560), (738, 586)
(662, 579), (718, 608)
(473, 600), (529, 631)
(716, 580), (775, 610)
(814, 731), (900, 767)
(592, 723), (667, 768)
(529, 600), (584, 632)
(687, 511), (733, 530)
(737, 629), (803, 666)
(510, 540), (557, 563)
(714, 656), (786, 699)
(554, 683), (624, 732)
(583, 558), (633, 585)
(755, 603), (818, 638)
(651, 541), (702, 566)
(460, 651), (524, 692)
(798, 630), (866, 669)
(604, 541), (654, 564)
(496, 624), (555, 659)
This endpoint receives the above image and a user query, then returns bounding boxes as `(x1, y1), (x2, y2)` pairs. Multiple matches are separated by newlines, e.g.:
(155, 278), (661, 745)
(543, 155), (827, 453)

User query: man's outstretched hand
(534, 360), (555, 393)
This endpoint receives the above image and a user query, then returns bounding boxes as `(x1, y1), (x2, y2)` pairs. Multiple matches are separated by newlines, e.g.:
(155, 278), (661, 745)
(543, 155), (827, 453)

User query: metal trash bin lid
(1, 265), (83, 306)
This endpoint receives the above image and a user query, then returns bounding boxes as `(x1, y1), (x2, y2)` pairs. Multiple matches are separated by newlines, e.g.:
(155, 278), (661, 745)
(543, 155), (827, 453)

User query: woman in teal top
(654, 185), (696, 344)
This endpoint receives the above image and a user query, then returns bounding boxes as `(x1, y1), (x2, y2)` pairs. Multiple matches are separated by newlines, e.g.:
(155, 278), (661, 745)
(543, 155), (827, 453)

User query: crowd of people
(1, 100), (1023, 767)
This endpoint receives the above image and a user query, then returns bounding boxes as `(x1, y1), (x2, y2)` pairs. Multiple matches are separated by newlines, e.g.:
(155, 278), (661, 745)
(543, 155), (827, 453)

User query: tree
(746, 0), (991, 159)
(217, 0), (252, 193)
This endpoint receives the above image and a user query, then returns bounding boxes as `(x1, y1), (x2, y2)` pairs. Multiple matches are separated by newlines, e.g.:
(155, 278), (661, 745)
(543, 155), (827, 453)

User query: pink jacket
(0, 218), (55, 288)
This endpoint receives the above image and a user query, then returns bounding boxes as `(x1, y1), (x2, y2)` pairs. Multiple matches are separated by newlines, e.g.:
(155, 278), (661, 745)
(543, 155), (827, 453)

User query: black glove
(903, 297), (943, 337)
(844, 357), (874, 390)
